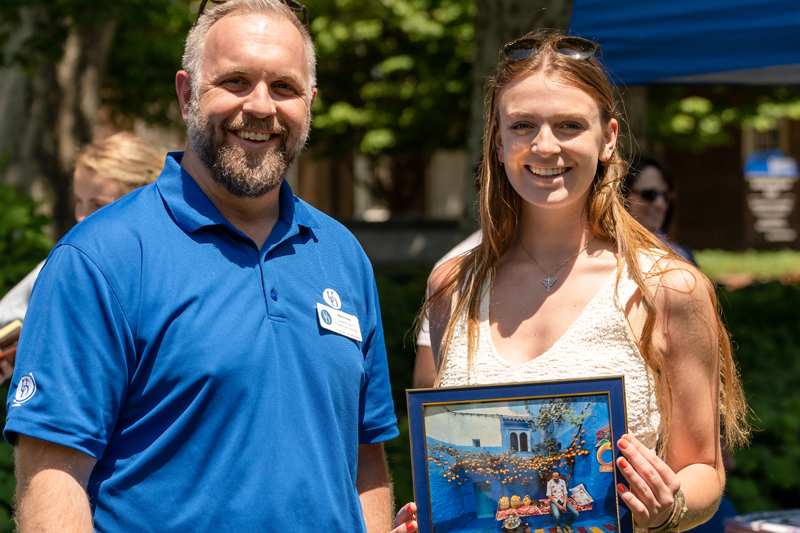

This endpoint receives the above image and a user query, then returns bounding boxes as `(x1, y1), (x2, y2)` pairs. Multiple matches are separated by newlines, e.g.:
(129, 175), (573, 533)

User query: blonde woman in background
(403, 29), (750, 533)
(0, 132), (164, 382)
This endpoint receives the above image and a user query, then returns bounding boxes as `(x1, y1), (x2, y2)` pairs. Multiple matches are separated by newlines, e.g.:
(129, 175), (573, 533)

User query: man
(5, 2), (414, 532)
(547, 470), (579, 533)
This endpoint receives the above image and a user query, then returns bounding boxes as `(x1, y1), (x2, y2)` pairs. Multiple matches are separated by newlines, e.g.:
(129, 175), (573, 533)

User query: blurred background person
(624, 155), (696, 265)
(0, 132), (164, 383)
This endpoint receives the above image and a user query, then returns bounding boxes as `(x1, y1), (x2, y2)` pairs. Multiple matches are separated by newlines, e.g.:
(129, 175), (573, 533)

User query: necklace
(517, 234), (596, 292)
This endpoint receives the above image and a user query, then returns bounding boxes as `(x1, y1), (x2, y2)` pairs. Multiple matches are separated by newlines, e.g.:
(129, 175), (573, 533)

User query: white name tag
(316, 303), (363, 342)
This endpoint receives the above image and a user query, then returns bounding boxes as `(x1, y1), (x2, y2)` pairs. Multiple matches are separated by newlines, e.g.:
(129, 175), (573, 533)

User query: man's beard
(186, 97), (310, 198)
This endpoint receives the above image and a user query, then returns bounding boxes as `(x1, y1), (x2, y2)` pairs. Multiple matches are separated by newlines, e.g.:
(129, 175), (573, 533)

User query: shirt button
(270, 290), (277, 301)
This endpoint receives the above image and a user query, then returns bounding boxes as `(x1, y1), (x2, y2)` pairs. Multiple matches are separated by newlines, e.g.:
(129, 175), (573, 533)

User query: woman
(625, 156), (696, 265)
(396, 30), (749, 533)
(0, 132), (164, 383)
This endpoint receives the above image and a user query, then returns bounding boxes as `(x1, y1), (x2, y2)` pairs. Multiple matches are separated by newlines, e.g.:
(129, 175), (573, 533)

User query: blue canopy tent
(568, 0), (800, 85)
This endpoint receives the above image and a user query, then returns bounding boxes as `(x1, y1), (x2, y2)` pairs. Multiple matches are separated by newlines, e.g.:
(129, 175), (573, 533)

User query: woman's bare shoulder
(648, 257), (718, 362)
(428, 256), (462, 296)
(647, 256), (710, 305)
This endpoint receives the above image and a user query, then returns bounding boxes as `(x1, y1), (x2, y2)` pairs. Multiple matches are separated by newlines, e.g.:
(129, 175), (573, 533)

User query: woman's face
(494, 71), (617, 215)
(627, 166), (670, 232)
(73, 164), (133, 223)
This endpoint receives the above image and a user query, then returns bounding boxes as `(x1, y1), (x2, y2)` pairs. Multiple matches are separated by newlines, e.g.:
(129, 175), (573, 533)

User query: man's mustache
(223, 116), (288, 137)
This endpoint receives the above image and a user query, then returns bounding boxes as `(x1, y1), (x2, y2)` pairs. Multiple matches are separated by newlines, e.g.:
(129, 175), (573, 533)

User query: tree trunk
(0, 8), (117, 238)
(462, 0), (575, 230)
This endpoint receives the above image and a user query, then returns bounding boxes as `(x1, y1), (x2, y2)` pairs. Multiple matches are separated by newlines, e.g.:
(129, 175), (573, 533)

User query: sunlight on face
(494, 71), (617, 214)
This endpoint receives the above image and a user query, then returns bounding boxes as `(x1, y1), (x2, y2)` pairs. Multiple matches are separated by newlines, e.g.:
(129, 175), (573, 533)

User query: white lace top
(438, 259), (661, 449)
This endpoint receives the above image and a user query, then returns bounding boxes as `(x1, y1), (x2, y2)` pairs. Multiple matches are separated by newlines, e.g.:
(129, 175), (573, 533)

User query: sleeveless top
(438, 257), (662, 449)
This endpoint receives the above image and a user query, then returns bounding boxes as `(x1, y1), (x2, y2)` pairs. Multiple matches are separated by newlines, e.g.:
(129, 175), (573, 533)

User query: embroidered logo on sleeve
(12, 373), (37, 406)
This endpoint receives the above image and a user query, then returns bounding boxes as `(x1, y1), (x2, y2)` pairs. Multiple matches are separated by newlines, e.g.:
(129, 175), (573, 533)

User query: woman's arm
(618, 264), (724, 530)
(426, 257), (460, 372)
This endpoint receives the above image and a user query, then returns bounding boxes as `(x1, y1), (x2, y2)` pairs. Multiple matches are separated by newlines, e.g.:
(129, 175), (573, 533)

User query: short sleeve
(417, 313), (431, 347)
(4, 245), (135, 459)
(357, 276), (399, 444)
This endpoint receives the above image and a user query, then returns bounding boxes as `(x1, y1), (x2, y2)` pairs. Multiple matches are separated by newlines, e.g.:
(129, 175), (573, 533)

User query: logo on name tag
(316, 303), (362, 342)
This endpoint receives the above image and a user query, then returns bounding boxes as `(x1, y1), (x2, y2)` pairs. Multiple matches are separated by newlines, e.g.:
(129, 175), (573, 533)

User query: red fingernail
(617, 484), (626, 493)
(407, 521), (417, 532)
(618, 439), (629, 449)
(618, 457), (629, 469)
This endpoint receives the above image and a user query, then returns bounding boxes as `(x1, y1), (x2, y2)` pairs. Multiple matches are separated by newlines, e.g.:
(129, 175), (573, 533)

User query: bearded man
(5, 2), (414, 532)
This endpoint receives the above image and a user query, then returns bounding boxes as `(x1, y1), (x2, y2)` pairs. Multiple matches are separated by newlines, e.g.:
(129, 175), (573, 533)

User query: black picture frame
(407, 376), (632, 533)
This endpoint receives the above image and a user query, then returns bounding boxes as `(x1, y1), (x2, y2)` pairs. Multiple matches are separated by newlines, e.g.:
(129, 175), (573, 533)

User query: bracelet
(645, 489), (687, 533)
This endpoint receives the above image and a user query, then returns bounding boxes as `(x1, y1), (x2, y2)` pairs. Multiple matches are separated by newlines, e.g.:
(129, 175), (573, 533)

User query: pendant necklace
(517, 234), (596, 292)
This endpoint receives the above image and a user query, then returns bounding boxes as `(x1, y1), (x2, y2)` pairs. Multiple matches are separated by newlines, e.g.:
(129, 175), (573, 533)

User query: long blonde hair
(424, 29), (749, 452)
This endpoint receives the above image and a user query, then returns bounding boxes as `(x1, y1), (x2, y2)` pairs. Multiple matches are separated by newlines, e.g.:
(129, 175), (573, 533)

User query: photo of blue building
(422, 395), (622, 533)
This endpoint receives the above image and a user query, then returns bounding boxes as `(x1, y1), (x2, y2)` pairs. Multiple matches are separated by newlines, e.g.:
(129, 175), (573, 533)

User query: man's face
(552, 472), (560, 481)
(185, 13), (315, 198)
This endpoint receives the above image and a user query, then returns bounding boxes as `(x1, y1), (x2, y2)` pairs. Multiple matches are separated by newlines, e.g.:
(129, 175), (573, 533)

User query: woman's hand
(391, 502), (417, 533)
(615, 434), (680, 529)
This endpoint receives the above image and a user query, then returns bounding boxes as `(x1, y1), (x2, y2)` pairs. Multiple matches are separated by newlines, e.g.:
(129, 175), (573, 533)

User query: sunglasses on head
(194, 0), (309, 30)
(633, 189), (672, 203)
(500, 36), (600, 62)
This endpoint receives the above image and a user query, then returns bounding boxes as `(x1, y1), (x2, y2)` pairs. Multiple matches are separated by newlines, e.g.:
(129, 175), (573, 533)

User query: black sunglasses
(501, 36), (600, 62)
(632, 189), (672, 203)
(194, 0), (309, 30)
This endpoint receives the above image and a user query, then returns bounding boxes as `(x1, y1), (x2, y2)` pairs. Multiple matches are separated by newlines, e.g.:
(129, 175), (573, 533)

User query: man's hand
(15, 435), (96, 532)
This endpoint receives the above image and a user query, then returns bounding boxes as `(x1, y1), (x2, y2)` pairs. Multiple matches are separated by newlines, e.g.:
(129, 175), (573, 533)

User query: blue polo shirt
(5, 153), (398, 532)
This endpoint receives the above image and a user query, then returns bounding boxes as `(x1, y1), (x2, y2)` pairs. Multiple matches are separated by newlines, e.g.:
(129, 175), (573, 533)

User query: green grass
(696, 249), (800, 282)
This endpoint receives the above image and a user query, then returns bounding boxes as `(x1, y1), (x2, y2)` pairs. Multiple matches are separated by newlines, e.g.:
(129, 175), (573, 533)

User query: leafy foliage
(102, 0), (196, 126)
(306, 0), (474, 158)
(648, 85), (800, 150)
(720, 281), (800, 512)
(0, 185), (52, 298)
(0, 0), (118, 71)
(305, 0), (475, 212)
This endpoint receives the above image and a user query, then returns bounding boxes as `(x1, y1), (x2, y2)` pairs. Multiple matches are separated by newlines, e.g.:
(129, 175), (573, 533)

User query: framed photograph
(407, 376), (631, 533)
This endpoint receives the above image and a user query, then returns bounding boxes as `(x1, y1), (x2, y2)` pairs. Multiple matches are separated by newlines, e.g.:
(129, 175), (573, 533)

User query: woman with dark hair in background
(625, 156), (696, 265)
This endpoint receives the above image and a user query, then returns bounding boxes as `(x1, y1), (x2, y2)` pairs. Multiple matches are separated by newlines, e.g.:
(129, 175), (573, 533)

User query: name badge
(316, 303), (363, 342)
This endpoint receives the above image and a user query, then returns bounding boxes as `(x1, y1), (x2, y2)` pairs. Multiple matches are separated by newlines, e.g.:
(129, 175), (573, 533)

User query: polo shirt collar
(156, 152), (321, 236)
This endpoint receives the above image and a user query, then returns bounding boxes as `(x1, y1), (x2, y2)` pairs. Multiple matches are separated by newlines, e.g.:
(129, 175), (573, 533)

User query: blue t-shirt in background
(5, 153), (398, 532)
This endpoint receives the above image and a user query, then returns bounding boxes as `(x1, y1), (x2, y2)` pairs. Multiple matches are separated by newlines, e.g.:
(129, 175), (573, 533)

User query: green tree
(304, 0), (475, 213)
(648, 85), (800, 150)
(0, 0), (194, 237)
